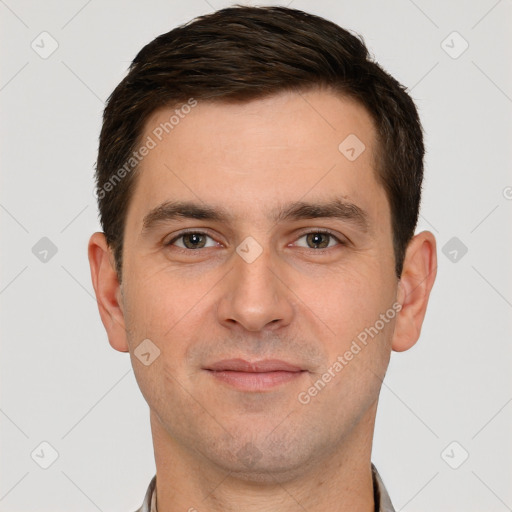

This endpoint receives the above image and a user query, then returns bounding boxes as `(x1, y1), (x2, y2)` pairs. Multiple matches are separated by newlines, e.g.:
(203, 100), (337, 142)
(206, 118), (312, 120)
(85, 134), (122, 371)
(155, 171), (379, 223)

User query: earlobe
(391, 231), (437, 353)
(88, 232), (129, 353)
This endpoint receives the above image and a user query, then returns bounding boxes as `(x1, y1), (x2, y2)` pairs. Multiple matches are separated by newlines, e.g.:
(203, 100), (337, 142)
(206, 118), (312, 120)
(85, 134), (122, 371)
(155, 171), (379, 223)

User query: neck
(150, 401), (378, 512)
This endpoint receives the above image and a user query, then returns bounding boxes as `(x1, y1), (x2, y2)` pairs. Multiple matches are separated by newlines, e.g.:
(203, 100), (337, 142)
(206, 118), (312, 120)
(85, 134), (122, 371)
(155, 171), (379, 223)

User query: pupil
(185, 233), (205, 249)
(308, 233), (329, 249)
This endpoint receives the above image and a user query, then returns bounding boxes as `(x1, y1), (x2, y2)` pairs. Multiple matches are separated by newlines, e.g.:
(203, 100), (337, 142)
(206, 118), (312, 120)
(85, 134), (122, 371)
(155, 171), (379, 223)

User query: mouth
(203, 358), (307, 392)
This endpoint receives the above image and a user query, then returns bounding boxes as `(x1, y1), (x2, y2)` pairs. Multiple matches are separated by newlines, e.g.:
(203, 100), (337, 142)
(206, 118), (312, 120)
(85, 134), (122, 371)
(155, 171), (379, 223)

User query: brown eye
(306, 233), (331, 249)
(182, 233), (207, 249)
(168, 232), (216, 249)
(295, 231), (341, 249)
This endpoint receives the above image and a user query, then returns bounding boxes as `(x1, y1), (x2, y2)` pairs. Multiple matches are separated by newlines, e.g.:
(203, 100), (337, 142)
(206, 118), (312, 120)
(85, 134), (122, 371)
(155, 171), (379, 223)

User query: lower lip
(206, 370), (306, 391)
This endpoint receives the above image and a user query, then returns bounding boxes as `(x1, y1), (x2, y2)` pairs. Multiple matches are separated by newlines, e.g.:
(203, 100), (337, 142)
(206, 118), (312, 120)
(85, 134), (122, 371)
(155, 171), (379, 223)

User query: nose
(216, 245), (295, 333)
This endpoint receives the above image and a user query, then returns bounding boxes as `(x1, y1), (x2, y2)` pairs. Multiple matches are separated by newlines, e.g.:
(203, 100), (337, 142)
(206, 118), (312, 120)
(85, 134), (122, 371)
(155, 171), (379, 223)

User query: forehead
(126, 89), (388, 231)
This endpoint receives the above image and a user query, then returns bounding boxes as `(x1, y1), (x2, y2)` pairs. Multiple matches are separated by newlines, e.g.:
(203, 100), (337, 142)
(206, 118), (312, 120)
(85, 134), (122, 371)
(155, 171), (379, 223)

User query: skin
(89, 88), (437, 512)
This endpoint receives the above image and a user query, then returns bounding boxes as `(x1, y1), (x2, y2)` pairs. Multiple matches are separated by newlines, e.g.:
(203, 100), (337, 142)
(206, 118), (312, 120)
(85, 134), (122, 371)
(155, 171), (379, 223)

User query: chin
(203, 429), (320, 485)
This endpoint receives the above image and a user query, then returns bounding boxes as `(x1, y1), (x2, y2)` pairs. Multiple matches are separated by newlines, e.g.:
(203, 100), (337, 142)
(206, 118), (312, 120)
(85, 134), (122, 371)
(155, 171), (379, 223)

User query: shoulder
(133, 475), (156, 512)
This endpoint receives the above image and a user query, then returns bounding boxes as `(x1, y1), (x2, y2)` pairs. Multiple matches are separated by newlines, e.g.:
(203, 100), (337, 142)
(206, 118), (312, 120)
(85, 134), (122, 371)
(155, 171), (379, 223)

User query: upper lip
(205, 358), (304, 372)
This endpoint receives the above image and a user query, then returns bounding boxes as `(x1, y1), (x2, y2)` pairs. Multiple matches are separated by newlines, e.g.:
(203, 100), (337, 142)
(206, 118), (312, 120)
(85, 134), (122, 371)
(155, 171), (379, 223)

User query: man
(88, 5), (437, 511)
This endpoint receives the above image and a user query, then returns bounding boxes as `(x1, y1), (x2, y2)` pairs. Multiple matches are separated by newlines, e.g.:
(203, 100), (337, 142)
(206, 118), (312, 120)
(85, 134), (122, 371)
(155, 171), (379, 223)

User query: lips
(204, 358), (306, 392)
(205, 358), (303, 373)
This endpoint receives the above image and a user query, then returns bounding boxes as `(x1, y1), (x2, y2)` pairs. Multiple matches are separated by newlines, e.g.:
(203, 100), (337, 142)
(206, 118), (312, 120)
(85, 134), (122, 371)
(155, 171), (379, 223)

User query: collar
(136, 463), (395, 512)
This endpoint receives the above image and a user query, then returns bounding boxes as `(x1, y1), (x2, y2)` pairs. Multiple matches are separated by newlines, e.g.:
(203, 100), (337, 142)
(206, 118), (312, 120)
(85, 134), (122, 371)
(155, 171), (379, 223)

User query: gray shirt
(134, 463), (395, 512)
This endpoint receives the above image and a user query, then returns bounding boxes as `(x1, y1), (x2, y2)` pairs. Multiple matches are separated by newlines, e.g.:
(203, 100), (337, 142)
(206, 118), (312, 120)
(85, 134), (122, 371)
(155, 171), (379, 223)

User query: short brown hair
(95, 5), (424, 281)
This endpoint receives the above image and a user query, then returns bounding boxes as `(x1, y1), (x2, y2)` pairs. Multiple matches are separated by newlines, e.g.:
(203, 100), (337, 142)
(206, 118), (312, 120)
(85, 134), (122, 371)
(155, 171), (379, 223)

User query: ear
(392, 230), (437, 352)
(88, 232), (129, 352)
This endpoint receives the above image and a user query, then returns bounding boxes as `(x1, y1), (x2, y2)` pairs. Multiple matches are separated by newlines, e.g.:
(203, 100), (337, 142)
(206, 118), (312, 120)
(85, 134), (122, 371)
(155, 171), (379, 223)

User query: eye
(165, 230), (345, 252)
(167, 232), (218, 250)
(294, 231), (343, 249)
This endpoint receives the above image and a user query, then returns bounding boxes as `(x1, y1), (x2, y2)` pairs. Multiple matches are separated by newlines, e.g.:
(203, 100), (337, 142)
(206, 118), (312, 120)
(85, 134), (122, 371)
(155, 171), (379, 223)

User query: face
(108, 89), (402, 480)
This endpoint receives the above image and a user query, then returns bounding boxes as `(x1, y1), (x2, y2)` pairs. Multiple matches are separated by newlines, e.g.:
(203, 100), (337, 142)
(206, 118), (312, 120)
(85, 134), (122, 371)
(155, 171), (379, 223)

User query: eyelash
(165, 229), (347, 251)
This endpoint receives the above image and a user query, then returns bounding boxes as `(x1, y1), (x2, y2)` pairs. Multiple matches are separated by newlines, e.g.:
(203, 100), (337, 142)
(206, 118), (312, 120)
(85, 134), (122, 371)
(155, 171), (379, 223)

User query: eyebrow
(141, 198), (370, 234)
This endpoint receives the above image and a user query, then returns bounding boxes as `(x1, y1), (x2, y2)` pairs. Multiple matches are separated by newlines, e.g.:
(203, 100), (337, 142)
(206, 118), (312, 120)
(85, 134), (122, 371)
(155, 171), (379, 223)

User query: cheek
(121, 278), (194, 412)
(122, 267), (218, 377)
(302, 264), (389, 338)
(123, 263), (199, 333)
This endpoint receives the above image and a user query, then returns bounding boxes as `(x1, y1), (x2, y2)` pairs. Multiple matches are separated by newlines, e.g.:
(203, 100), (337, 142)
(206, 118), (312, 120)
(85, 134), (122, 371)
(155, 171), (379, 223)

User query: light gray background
(1, 0), (511, 511)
